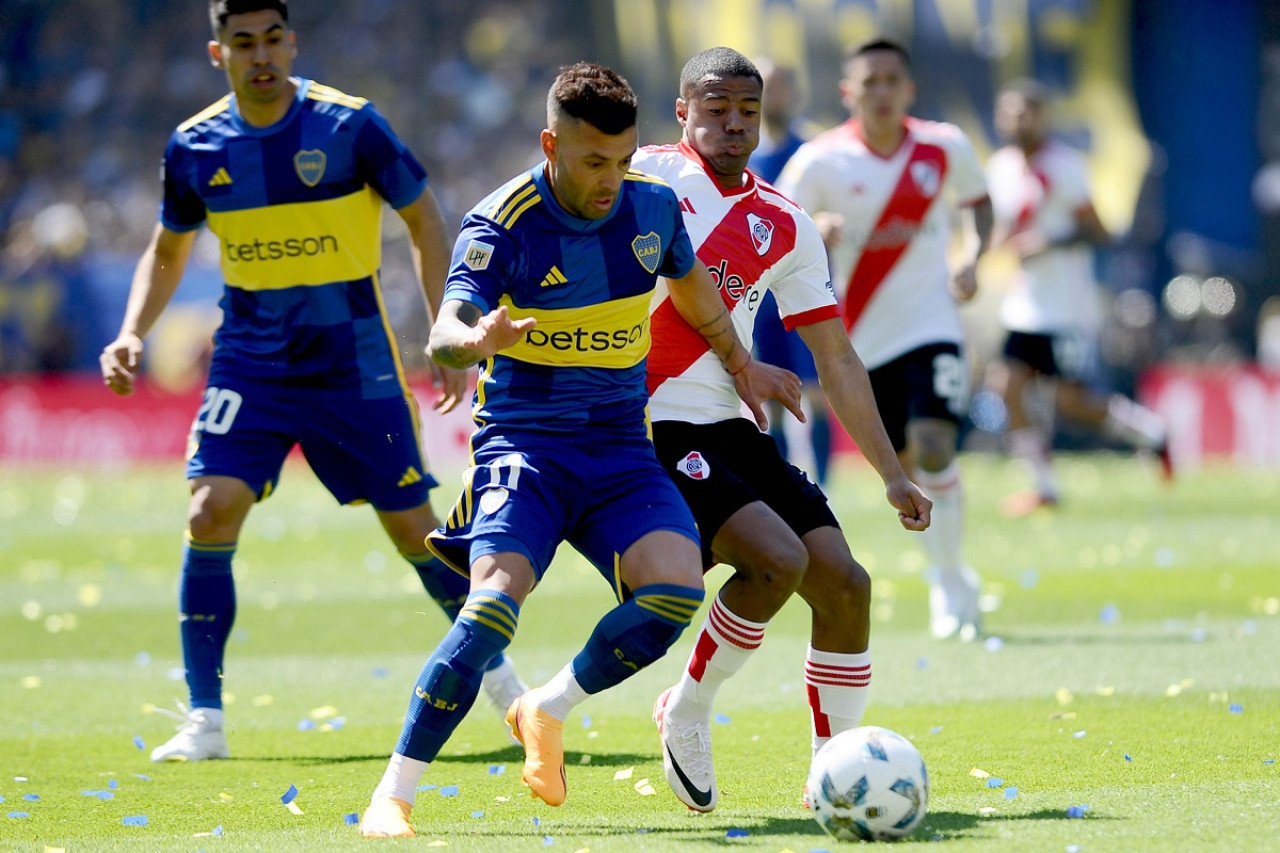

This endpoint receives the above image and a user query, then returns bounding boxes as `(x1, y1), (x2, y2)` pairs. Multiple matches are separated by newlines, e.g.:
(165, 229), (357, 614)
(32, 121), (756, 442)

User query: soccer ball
(804, 725), (929, 842)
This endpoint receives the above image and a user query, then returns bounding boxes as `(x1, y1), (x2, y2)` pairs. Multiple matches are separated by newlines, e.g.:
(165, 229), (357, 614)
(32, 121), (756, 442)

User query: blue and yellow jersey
(445, 163), (695, 439)
(161, 78), (427, 399)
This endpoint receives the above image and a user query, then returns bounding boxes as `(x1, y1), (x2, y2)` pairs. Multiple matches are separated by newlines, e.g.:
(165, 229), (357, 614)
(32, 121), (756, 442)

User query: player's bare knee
(741, 537), (808, 595)
(804, 557), (870, 621)
(187, 490), (246, 542)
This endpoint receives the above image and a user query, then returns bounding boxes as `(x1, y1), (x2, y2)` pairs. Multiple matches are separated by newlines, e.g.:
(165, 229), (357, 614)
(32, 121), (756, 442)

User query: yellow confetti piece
(285, 801), (304, 815)
(579, 754), (592, 764)
(978, 807), (999, 816)
(222, 692), (235, 705)
(494, 796), (510, 803)
(1095, 686), (1116, 697)
(1209, 691), (1229, 704)
(21, 676), (41, 690)
(573, 847), (591, 853)
(1055, 687), (1073, 705)
(141, 703), (157, 714)
(219, 792), (234, 803)
(634, 778), (656, 796)
(310, 705), (338, 720)
(427, 840), (449, 848)
(21, 600), (42, 621)
(1166, 684), (1182, 697)
(44, 847), (67, 853)
(252, 694), (274, 707)
(1180, 678), (1195, 688)
(969, 767), (990, 779)
(613, 767), (634, 781)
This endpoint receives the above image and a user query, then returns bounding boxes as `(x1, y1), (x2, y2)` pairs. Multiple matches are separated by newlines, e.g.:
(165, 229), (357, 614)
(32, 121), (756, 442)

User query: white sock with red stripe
(914, 461), (965, 573)
(805, 645), (872, 754)
(666, 593), (766, 721)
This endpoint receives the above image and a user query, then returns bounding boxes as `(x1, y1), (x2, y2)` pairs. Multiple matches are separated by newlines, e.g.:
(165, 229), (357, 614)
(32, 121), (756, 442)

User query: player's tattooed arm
(428, 299), (535, 369)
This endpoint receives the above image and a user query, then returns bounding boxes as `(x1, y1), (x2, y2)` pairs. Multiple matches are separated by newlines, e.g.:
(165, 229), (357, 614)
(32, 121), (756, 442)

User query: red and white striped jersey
(777, 118), (987, 370)
(987, 140), (1100, 333)
(638, 142), (837, 424)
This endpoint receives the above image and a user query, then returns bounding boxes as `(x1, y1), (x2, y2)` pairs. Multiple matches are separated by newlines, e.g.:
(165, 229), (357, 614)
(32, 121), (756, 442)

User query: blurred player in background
(777, 39), (993, 641)
(98, 0), (526, 763)
(749, 58), (834, 486)
(358, 62), (803, 837)
(986, 79), (1171, 517)
(634, 47), (931, 812)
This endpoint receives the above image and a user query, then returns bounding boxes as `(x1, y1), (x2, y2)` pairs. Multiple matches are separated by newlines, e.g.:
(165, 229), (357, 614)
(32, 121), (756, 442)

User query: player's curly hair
(679, 47), (762, 99)
(547, 62), (637, 136)
(209, 0), (289, 36)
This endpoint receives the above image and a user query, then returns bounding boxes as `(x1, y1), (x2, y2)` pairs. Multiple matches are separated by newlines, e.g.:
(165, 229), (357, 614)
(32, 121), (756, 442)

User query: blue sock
(572, 583), (704, 695)
(812, 414), (832, 486)
(395, 590), (519, 761)
(405, 552), (503, 673)
(180, 536), (237, 710)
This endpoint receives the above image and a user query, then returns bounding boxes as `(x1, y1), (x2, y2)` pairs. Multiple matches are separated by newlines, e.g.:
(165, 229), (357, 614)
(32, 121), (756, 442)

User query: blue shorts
(427, 432), (700, 595)
(185, 381), (437, 511)
(753, 290), (819, 382)
(867, 343), (969, 452)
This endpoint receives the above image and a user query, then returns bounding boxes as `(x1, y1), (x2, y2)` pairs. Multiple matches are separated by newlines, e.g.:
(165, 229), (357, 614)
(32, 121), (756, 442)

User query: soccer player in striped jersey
(99, 0), (526, 763)
(777, 39), (994, 642)
(359, 62), (803, 837)
(631, 47), (930, 813)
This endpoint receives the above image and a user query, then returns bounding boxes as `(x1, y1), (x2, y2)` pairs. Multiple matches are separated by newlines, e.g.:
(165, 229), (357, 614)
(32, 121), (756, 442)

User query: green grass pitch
(2, 453), (1277, 851)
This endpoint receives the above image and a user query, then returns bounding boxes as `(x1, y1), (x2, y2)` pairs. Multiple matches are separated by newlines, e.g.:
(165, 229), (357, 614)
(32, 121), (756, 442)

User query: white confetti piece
(613, 767), (633, 781)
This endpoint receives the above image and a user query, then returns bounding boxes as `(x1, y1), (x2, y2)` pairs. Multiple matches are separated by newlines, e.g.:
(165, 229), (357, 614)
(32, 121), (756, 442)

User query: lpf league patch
(676, 451), (710, 481)
(746, 212), (774, 256)
(479, 486), (509, 515)
(632, 232), (661, 273)
(294, 149), (327, 187)
(464, 240), (495, 271)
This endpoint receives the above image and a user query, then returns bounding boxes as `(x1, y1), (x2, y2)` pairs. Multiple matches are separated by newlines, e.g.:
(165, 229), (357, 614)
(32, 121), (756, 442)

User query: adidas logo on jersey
(207, 167), (233, 187)
(540, 265), (568, 288)
(397, 466), (423, 487)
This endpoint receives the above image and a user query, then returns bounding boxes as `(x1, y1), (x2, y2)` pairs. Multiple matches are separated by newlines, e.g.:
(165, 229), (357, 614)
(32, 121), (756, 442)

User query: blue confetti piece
(1019, 568), (1039, 588)
(714, 713), (732, 725)
(1230, 704), (1244, 714)
(133, 774), (151, 781)
(440, 785), (459, 797)
(1073, 730), (1087, 739)
(212, 825), (224, 836)
(329, 717), (346, 730)
(122, 815), (148, 826)
(372, 667), (389, 678)
(344, 813), (359, 825)
(134, 735), (146, 751)
(1066, 806), (1085, 819)
(543, 835), (554, 846)
(726, 828), (749, 838)
(297, 719), (316, 731)
(1125, 753), (1133, 762)
(488, 764), (506, 775)
(471, 810), (485, 818)
(99, 792), (115, 800)
(532, 816), (541, 827)
(1067, 847), (1081, 853)
(0, 796), (4, 803)
(581, 715), (592, 728)
(416, 784), (438, 791)
(1264, 759), (1275, 765)
(281, 784), (299, 805)
(108, 779), (118, 790)
(916, 657), (929, 669)
(22, 794), (39, 802)
(82, 790), (101, 797)
(1099, 603), (1119, 625)
(929, 726), (943, 735)
(8, 812), (30, 819)
(1004, 787), (1018, 799)
(986, 778), (1003, 788)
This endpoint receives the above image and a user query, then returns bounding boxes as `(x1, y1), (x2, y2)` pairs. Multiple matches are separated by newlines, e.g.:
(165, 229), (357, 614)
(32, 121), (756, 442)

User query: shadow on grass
(235, 748), (654, 767)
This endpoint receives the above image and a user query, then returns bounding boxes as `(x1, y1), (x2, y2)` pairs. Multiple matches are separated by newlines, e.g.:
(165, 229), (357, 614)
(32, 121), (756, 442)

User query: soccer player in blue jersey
(98, 0), (526, 763)
(358, 62), (803, 837)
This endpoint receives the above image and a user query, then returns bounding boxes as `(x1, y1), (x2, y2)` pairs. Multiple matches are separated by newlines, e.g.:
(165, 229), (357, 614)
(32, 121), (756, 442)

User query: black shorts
(1002, 330), (1097, 382)
(867, 343), (968, 452)
(652, 418), (838, 569)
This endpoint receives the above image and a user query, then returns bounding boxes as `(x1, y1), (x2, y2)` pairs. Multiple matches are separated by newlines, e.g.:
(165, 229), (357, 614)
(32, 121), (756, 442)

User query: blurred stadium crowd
(0, 0), (1273, 400)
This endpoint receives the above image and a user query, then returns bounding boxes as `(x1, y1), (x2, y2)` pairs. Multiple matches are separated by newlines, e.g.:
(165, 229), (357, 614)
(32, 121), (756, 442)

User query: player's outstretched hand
(429, 362), (470, 414)
(472, 305), (536, 359)
(732, 356), (804, 432)
(100, 333), (144, 396)
(886, 475), (931, 532)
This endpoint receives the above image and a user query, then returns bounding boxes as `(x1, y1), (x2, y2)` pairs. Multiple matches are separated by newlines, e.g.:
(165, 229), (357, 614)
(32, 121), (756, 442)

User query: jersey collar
(533, 161), (620, 232)
(229, 77), (308, 137)
(678, 141), (757, 199)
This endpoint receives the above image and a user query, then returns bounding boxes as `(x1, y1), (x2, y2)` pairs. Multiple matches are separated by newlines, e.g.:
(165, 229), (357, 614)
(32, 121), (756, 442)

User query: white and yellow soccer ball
(804, 725), (929, 842)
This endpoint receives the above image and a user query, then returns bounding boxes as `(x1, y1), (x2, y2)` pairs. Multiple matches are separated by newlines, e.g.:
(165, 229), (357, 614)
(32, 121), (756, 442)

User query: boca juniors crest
(294, 149), (327, 187)
(632, 231), (661, 273)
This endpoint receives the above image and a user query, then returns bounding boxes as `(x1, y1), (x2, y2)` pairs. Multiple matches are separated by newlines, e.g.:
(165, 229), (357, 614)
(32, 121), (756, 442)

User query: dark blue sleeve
(158, 133), (206, 233)
(353, 103), (428, 210)
(443, 215), (522, 314)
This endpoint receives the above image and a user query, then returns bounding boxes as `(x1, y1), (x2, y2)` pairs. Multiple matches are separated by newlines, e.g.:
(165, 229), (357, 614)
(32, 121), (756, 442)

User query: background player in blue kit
(98, 0), (526, 763)
(359, 61), (803, 838)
